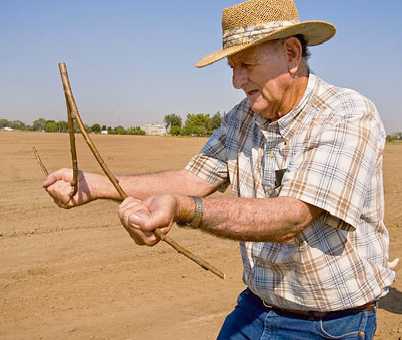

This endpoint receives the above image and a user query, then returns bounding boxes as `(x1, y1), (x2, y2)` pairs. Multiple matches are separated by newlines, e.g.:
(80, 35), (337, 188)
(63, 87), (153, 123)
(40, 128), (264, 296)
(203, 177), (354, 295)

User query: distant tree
(45, 120), (58, 133)
(113, 125), (126, 135)
(32, 118), (47, 131)
(386, 132), (402, 143)
(101, 125), (107, 131)
(9, 120), (26, 130)
(0, 119), (30, 130)
(90, 123), (101, 134)
(183, 113), (211, 136)
(164, 114), (182, 132)
(107, 126), (112, 134)
(170, 125), (182, 136)
(210, 112), (222, 132)
(57, 120), (68, 133)
(0, 119), (10, 128)
(127, 126), (146, 135)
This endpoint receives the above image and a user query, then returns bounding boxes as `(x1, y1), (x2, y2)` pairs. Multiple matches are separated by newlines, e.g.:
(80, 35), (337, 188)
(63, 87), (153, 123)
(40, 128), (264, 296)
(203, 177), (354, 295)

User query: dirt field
(0, 132), (401, 340)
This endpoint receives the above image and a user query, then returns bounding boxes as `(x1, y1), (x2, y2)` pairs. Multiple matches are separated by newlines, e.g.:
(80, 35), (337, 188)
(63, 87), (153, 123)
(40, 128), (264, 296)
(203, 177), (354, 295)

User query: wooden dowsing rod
(56, 63), (225, 280)
(33, 146), (49, 177)
(66, 93), (79, 198)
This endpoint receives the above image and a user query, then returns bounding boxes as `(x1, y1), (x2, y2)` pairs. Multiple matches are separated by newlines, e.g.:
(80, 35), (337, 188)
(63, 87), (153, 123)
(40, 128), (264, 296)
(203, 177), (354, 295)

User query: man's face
(228, 40), (291, 120)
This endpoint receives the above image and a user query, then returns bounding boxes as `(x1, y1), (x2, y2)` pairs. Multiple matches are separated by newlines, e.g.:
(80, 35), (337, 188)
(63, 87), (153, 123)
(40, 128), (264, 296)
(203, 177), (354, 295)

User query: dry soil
(0, 132), (401, 339)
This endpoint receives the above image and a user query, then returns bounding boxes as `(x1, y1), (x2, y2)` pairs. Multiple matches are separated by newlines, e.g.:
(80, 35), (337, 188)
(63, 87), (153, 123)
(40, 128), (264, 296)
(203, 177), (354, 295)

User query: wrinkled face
(228, 40), (291, 120)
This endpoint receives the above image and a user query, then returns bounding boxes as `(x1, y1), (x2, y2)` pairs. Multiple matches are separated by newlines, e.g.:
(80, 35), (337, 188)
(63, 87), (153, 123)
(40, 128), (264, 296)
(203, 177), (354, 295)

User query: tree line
(0, 112), (224, 137)
(2, 115), (402, 141)
(386, 132), (402, 143)
(3, 115), (402, 142)
(0, 118), (145, 135)
(163, 112), (222, 137)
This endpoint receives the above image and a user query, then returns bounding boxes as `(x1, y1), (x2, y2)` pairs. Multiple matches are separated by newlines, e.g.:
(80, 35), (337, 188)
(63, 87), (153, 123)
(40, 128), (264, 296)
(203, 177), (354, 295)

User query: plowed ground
(1, 132), (401, 339)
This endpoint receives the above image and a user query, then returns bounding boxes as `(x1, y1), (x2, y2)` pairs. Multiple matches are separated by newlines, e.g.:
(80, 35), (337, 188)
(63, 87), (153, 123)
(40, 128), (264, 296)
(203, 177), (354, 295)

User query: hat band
(223, 20), (299, 48)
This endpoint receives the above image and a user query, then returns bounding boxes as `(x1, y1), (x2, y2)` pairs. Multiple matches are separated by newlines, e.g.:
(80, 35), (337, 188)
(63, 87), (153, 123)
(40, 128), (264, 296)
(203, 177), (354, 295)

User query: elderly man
(44, 0), (395, 338)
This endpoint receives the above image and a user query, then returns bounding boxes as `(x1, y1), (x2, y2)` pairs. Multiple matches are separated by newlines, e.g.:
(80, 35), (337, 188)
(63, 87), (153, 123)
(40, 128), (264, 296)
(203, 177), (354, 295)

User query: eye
(242, 62), (255, 69)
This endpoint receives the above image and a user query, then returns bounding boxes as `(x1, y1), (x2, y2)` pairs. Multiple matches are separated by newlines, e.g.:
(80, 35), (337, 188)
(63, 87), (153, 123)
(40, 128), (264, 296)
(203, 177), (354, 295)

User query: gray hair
(294, 34), (311, 71)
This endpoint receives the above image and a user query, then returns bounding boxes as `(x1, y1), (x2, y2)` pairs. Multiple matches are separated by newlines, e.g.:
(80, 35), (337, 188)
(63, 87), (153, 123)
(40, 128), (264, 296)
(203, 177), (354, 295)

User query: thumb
(43, 169), (70, 188)
(43, 173), (59, 188)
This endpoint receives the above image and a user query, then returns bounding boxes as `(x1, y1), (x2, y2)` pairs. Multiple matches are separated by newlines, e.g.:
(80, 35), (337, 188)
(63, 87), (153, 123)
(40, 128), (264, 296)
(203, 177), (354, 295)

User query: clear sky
(1, 0), (402, 132)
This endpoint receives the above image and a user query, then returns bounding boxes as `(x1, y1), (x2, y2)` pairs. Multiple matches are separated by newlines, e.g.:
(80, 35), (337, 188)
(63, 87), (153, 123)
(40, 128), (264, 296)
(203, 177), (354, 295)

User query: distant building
(2, 126), (14, 132)
(101, 130), (108, 135)
(141, 123), (167, 136)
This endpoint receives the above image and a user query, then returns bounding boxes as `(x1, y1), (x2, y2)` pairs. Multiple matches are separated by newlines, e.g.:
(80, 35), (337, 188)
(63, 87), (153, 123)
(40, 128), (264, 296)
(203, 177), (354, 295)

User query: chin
(253, 107), (276, 120)
(251, 104), (268, 116)
(249, 97), (268, 113)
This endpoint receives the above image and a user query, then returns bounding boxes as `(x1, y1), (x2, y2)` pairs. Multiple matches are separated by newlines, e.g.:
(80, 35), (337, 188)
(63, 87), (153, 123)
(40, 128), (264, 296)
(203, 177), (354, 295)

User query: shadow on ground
(378, 287), (402, 314)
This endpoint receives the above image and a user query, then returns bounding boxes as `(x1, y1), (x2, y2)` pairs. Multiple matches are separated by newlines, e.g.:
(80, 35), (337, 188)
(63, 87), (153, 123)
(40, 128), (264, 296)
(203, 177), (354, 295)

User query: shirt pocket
(262, 168), (287, 198)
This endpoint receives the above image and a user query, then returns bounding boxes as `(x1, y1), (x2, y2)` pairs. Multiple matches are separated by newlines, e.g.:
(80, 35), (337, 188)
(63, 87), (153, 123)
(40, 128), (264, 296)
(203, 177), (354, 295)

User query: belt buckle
(310, 311), (326, 320)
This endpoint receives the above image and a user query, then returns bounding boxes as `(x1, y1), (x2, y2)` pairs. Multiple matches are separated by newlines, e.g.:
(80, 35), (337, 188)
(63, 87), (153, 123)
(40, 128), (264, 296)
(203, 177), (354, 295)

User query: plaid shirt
(186, 74), (395, 311)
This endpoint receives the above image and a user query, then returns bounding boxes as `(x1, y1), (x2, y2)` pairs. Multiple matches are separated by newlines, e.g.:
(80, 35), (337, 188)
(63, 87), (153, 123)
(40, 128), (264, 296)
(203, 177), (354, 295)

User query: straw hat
(196, 0), (336, 68)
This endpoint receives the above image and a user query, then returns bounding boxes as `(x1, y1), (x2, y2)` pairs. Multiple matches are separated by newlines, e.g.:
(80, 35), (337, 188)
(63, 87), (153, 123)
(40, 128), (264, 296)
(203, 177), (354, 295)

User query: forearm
(176, 196), (321, 242)
(96, 169), (217, 201)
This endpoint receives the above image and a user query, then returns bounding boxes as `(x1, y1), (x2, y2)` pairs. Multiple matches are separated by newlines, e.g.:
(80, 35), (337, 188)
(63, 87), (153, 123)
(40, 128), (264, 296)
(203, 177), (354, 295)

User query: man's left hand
(118, 195), (177, 246)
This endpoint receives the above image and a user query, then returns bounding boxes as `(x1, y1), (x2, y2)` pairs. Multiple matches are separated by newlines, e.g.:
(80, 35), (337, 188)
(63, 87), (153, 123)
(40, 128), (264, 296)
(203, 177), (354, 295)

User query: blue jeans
(217, 289), (376, 339)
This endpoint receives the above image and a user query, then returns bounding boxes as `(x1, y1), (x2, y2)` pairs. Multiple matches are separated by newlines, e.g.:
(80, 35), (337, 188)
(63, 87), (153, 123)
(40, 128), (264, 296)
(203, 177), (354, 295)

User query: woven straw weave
(223, 0), (299, 32)
(195, 0), (335, 67)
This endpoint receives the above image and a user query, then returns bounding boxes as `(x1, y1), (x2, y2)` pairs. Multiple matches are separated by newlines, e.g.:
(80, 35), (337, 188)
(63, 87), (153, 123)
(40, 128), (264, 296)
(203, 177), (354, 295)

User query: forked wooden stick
(33, 146), (49, 176)
(65, 101), (79, 198)
(56, 63), (225, 279)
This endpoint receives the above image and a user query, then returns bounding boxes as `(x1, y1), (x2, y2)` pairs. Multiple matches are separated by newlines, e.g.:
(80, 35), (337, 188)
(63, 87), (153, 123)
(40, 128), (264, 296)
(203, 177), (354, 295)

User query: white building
(141, 123), (167, 136)
(2, 126), (14, 132)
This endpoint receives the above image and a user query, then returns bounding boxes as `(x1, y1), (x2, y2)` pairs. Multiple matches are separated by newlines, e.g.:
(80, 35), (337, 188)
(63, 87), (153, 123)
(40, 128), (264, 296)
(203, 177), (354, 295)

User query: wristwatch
(190, 196), (203, 228)
(178, 196), (203, 228)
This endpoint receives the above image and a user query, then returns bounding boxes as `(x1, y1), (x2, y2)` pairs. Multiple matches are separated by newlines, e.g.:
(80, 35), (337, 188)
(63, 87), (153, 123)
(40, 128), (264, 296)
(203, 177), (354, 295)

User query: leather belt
(262, 300), (376, 321)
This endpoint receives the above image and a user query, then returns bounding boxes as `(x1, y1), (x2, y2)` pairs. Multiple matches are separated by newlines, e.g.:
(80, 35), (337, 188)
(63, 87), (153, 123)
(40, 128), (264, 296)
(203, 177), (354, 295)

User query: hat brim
(195, 20), (336, 68)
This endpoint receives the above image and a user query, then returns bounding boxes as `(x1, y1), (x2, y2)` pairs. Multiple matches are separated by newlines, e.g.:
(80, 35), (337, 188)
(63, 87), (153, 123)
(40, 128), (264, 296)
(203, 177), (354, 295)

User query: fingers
(43, 169), (96, 209)
(45, 180), (76, 209)
(43, 168), (72, 189)
(123, 226), (146, 246)
(118, 197), (159, 247)
(119, 196), (142, 210)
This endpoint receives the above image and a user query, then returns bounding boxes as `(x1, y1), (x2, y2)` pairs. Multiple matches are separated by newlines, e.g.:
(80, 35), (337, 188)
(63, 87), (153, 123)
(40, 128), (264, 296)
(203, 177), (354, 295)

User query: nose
(232, 65), (247, 89)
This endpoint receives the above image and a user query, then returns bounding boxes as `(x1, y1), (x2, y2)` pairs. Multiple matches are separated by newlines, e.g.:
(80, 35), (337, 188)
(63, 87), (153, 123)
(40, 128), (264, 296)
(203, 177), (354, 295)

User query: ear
(284, 37), (303, 76)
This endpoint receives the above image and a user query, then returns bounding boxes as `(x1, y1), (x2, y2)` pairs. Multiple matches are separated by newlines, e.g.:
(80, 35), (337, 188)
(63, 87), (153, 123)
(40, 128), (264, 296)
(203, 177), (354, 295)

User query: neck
(275, 73), (309, 121)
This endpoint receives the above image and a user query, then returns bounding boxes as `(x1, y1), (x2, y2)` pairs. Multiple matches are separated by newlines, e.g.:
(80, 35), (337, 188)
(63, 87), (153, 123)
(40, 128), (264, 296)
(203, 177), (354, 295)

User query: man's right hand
(43, 168), (102, 209)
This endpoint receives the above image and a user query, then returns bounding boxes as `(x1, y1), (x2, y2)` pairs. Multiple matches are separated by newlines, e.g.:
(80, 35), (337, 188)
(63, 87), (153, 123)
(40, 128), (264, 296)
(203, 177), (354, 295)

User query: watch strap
(190, 196), (203, 228)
